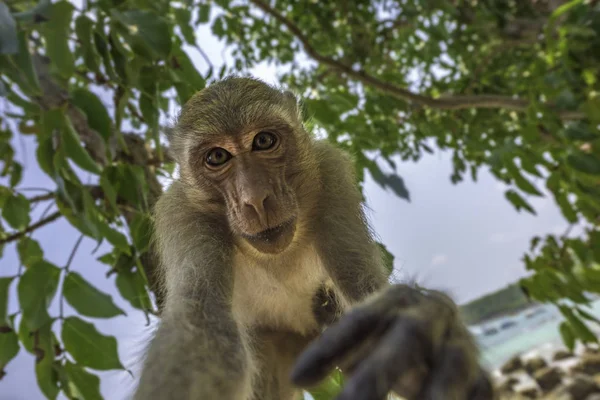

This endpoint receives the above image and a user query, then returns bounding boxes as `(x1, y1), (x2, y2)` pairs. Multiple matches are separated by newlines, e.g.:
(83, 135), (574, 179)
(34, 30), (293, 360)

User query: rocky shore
(494, 346), (600, 399)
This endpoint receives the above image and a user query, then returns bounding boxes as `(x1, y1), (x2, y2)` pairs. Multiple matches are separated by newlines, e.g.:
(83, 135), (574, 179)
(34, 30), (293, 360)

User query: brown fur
(134, 77), (388, 400)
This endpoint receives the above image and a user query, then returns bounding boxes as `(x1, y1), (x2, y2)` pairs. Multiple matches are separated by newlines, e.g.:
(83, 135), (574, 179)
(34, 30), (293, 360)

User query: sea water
(473, 298), (600, 370)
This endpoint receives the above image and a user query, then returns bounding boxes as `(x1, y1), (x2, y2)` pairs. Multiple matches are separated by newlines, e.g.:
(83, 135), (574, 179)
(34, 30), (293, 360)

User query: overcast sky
(0, 19), (574, 400)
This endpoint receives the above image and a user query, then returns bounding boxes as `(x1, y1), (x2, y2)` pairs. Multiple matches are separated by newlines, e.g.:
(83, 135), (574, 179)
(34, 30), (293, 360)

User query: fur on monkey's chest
(231, 245), (346, 335)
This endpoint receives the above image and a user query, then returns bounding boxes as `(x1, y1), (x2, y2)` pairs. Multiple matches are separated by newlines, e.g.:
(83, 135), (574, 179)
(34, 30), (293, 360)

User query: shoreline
(493, 337), (600, 399)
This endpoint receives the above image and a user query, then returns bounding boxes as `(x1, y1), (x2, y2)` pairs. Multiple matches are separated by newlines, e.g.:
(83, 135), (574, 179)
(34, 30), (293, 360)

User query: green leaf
(36, 135), (57, 177)
(17, 261), (61, 330)
(99, 170), (119, 214)
(116, 267), (151, 311)
(559, 321), (575, 352)
(71, 88), (112, 142)
(108, 31), (129, 82)
(62, 316), (124, 370)
(93, 23), (118, 81)
(9, 162), (23, 187)
(197, 4), (211, 23)
(40, 1), (75, 80)
(564, 123), (600, 141)
(174, 8), (195, 44)
(12, 0), (51, 22)
(170, 48), (205, 92)
(64, 362), (103, 400)
(560, 305), (597, 344)
(505, 160), (543, 196)
(0, 329), (20, 370)
(63, 272), (125, 319)
(6, 30), (41, 96)
(18, 316), (34, 354)
(75, 16), (101, 74)
(505, 190), (536, 215)
(0, 2), (18, 54)
(112, 10), (172, 59)
(130, 212), (153, 254)
(61, 114), (102, 175)
(0, 277), (14, 327)
(35, 323), (60, 400)
(17, 237), (44, 268)
(555, 191), (578, 224)
(567, 152), (600, 175)
(309, 369), (344, 400)
(2, 192), (31, 230)
(576, 307), (600, 325)
(103, 165), (148, 211)
(376, 242), (395, 275)
(95, 220), (131, 255)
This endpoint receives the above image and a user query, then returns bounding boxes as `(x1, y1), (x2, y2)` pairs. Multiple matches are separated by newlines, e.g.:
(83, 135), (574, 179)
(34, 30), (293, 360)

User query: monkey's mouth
(242, 218), (297, 254)
(245, 218), (296, 242)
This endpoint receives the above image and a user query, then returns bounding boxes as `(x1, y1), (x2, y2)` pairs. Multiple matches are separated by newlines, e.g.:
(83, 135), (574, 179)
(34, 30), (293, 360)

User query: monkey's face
(174, 77), (319, 255)
(193, 127), (303, 255)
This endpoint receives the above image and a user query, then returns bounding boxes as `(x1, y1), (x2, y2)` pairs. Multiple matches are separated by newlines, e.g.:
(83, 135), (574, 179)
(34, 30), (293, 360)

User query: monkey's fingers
(333, 317), (433, 400)
(290, 307), (393, 386)
(414, 341), (483, 400)
(408, 306), (493, 400)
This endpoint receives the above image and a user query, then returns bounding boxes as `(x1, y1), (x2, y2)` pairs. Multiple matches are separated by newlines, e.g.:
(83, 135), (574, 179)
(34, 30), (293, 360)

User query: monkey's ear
(283, 90), (306, 123)
(162, 117), (179, 144)
(163, 125), (176, 143)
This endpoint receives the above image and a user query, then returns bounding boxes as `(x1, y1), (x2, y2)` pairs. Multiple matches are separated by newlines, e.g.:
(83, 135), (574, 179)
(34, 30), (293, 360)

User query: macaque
(134, 77), (494, 400)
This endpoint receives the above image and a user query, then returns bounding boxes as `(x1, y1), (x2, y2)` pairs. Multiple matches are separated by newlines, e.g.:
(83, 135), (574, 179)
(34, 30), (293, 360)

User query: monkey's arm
(295, 142), (493, 400)
(310, 141), (389, 302)
(134, 183), (251, 400)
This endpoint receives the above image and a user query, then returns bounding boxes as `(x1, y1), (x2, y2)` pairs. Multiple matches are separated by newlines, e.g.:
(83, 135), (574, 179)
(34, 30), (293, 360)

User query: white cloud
(430, 254), (449, 267)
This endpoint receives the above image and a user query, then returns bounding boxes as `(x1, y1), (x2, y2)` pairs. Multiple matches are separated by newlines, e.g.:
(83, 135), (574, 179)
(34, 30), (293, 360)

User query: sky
(0, 13), (576, 400)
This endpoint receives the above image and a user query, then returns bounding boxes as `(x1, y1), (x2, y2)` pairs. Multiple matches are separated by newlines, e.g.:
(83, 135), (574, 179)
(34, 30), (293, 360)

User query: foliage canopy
(1, 0), (600, 398)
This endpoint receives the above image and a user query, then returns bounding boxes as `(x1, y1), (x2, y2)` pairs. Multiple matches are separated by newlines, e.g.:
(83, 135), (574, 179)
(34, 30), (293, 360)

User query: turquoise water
(474, 299), (600, 370)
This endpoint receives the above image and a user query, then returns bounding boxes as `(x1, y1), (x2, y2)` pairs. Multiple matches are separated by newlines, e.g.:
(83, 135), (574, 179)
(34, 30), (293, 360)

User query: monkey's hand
(290, 285), (494, 400)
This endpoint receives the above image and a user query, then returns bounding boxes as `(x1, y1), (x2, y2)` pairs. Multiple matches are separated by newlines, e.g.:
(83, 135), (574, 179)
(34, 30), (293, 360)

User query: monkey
(133, 77), (494, 400)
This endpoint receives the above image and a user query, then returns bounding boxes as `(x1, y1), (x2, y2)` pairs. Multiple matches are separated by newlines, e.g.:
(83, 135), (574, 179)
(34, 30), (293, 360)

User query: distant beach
(471, 299), (600, 373)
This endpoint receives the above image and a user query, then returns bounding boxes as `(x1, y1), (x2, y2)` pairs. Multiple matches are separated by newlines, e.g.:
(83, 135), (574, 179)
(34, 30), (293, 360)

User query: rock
(525, 356), (549, 375)
(554, 350), (576, 362)
(551, 375), (600, 400)
(502, 356), (525, 374)
(567, 375), (600, 400)
(572, 355), (600, 376)
(518, 386), (539, 398)
(496, 376), (519, 393)
(585, 394), (600, 400)
(535, 367), (563, 392)
(497, 376), (520, 393)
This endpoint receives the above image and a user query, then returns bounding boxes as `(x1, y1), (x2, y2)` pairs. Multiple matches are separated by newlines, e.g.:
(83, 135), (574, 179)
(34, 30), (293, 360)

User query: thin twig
(65, 235), (84, 273)
(195, 44), (214, 71)
(0, 212), (62, 245)
(17, 187), (52, 193)
(249, 0), (585, 120)
(59, 235), (84, 319)
(27, 192), (54, 203)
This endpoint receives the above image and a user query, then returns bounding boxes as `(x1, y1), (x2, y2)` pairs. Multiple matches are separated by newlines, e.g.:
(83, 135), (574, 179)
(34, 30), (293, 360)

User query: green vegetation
(1, 0), (600, 398)
(460, 284), (534, 326)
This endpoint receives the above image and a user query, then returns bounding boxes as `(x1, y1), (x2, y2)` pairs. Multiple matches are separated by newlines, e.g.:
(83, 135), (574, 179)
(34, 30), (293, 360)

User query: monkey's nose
(243, 193), (270, 225)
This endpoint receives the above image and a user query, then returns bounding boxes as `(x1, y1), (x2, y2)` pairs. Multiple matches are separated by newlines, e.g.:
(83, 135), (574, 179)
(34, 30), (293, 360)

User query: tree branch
(0, 212), (62, 245)
(28, 54), (166, 310)
(249, 0), (585, 120)
(27, 192), (54, 203)
(32, 55), (109, 164)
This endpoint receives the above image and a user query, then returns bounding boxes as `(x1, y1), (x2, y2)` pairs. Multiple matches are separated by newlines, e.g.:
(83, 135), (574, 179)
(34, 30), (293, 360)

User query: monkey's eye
(205, 147), (232, 167)
(252, 132), (277, 151)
